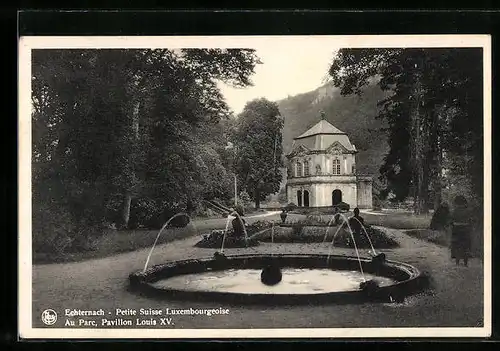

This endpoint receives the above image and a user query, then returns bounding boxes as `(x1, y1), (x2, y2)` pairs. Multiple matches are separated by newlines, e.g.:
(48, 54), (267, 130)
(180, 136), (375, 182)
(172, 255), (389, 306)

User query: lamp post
(254, 117), (283, 207)
(226, 114), (283, 209)
(234, 174), (238, 206)
(225, 141), (238, 206)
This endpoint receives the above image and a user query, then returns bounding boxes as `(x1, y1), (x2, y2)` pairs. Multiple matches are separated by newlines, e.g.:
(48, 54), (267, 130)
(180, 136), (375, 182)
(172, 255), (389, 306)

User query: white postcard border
(19, 35), (492, 339)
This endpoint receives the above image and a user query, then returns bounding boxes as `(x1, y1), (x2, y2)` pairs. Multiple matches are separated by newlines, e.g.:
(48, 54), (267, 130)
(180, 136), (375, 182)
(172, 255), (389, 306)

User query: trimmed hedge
(254, 225), (399, 249)
(194, 230), (260, 248)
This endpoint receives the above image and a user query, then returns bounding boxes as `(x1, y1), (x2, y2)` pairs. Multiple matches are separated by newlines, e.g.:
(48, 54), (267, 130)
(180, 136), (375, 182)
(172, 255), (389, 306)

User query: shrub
(304, 212), (332, 225)
(429, 203), (451, 230)
(246, 220), (274, 233)
(291, 223), (304, 236)
(372, 197), (383, 211)
(33, 203), (75, 257)
(335, 226), (399, 249)
(258, 224), (399, 248)
(195, 229), (260, 248)
(194, 206), (217, 218)
(133, 199), (186, 230)
(305, 212), (323, 224)
(128, 197), (159, 229)
(32, 201), (103, 258)
(335, 201), (350, 212)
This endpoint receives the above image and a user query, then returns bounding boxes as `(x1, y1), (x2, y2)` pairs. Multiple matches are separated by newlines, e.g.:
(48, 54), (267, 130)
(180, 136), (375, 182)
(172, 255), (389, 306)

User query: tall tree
(329, 48), (483, 214)
(32, 48), (261, 234)
(234, 98), (284, 208)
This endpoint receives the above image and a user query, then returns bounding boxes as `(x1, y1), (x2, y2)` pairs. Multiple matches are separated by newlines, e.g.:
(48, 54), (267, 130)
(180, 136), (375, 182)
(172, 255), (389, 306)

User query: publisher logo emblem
(41, 309), (57, 326)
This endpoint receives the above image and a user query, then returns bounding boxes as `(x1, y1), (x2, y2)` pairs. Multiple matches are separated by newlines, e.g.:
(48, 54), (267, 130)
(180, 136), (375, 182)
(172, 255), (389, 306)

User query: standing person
(349, 208), (365, 226)
(348, 207), (367, 245)
(348, 208), (365, 239)
(280, 208), (288, 223)
(450, 195), (472, 266)
(231, 205), (247, 238)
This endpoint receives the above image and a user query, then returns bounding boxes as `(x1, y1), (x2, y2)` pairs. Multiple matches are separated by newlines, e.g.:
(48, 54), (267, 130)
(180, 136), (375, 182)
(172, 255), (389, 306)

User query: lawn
(34, 209), (483, 264)
(33, 225), (199, 264)
(280, 210), (433, 230)
(33, 212), (281, 264)
(361, 211), (433, 229)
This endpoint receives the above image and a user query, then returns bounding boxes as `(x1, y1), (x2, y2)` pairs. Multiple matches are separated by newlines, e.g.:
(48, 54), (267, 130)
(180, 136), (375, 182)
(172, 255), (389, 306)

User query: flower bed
(194, 229), (261, 249)
(254, 225), (399, 249)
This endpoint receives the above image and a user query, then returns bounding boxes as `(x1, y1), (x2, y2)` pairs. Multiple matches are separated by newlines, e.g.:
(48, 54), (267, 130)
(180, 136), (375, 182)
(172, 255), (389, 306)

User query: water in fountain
(261, 225), (282, 286)
(220, 210), (248, 254)
(143, 212), (192, 273)
(326, 213), (366, 282)
(154, 268), (396, 294)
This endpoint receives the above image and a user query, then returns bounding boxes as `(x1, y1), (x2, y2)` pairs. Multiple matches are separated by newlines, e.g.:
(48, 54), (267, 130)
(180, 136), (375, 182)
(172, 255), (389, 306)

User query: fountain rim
(129, 253), (429, 306)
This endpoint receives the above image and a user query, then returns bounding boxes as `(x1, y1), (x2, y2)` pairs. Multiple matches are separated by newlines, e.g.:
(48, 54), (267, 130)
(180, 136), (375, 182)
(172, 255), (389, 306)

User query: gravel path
(32, 227), (484, 329)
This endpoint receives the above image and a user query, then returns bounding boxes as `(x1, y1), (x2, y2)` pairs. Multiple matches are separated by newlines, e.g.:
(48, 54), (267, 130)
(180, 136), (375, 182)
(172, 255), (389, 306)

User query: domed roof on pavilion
(295, 119), (346, 139)
(289, 115), (357, 155)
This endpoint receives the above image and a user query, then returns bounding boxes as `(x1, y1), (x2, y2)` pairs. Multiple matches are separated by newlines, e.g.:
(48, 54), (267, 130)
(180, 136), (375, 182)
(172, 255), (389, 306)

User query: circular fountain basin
(129, 254), (429, 305)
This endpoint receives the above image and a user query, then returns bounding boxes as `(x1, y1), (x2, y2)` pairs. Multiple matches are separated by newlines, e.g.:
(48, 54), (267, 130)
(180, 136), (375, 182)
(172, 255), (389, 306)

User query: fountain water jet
(130, 210), (429, 305)
(219, 214), (232, 253)
(323, 220), (348, 245)
(271, 222), (275, 245)
(326, 213), (366, 282)
(349, 216), (377, 256)
(220, 210), (248, 254)
(323, 212), (341, 243)
(143, 212), (192, 273)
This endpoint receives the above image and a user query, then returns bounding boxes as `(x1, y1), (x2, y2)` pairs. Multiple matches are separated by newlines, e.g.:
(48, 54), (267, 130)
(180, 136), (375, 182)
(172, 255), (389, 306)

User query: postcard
(19, 34), (491, 339)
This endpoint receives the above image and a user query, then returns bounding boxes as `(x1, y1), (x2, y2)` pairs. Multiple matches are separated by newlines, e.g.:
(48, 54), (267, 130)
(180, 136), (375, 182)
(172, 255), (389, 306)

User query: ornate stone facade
(285, 117), (373, 209)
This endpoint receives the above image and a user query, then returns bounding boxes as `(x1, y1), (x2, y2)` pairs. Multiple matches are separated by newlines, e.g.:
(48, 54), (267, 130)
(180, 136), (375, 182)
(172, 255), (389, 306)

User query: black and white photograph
(18, 35), (491, 339)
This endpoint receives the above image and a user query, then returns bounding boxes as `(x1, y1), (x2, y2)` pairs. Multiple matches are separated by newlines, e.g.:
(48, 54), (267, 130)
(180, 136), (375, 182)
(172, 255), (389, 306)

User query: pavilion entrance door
(332, 189), (342, 206)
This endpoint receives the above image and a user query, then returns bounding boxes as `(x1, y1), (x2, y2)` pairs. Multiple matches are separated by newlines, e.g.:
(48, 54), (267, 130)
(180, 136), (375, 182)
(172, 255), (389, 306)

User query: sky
(218, 46), (338, 115)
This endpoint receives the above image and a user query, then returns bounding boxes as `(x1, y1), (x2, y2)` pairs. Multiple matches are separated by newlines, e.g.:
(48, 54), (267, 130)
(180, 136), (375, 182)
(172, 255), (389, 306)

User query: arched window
(333, 159), (341, 175)
(295, 161), (303, 177)
(303, 160), (310, 176)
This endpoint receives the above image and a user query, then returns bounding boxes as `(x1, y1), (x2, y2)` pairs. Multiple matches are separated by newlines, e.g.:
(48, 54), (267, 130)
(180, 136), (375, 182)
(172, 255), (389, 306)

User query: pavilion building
(285, 115), (373, 209)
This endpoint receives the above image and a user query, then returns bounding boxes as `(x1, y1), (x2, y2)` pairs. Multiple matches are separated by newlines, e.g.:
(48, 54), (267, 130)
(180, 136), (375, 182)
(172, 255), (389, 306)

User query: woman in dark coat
(450, 195), (472, 266)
